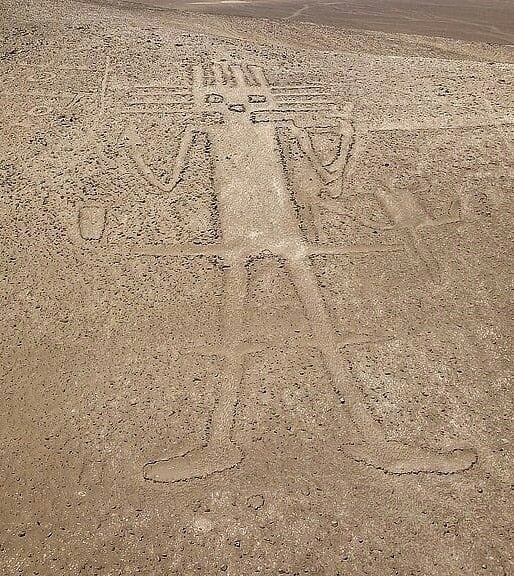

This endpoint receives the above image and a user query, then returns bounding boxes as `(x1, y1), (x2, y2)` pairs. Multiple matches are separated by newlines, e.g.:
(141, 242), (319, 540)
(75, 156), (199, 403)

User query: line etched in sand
(371, 177), (462, 280)
(139, 63), (477, 483)
(125, 125), (197, 194)
(94, 56), (110, 130)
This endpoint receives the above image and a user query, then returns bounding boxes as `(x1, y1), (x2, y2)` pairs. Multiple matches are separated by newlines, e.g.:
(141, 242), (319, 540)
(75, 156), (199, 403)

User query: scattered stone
(248, 94), (267, 103)
(206, 93), (224, 103)
(228, 103), (245, 112)
(247, 494), (265, 510)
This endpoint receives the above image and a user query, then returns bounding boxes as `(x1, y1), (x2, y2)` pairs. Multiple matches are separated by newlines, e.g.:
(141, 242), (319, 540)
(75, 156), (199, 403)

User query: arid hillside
(1, 0), (513, 574)
(115, 0), (514, 43)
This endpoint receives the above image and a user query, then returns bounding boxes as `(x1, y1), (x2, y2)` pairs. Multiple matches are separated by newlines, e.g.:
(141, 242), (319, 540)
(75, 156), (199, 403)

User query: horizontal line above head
(120, 110), (193, 115)
(274, 93), (332, 98)
(127, 102), (194, 106)
(130, 92), (193, 97)
(132, 86), (191, 90)
(250, 109), (344, 119)
(273, 108), (340, 114)
(0, 89), (96, 96)
(272, 85), (325, 90)
(276, 101), (338, 106)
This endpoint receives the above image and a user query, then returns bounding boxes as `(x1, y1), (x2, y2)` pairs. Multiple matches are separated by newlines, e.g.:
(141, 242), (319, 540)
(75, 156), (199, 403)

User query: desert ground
(122, 0), (514, 44)
(1, 0), (513, 574)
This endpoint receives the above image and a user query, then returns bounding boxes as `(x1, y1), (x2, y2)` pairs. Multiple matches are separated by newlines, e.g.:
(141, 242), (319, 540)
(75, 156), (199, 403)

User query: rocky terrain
(0, 0), (512, 574)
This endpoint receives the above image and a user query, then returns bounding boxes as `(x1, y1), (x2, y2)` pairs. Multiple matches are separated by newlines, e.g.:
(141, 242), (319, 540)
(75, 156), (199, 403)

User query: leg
(310, 201), (326, 244)
(143, 259), (247, 482)
(434, 197), (461, 226)
(404, 228), (442, 282)
(406, 198), (462, 281)
(298, 200), (320, 244)
(286, 255), (477, 474)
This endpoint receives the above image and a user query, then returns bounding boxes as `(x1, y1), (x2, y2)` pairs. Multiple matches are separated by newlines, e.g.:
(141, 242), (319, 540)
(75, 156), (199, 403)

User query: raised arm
(287, 119), (355, 186)
(125, 125), (196, 195)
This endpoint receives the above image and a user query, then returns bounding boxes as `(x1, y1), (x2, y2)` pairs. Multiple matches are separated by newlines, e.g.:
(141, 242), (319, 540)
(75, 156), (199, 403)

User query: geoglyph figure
(116, 62), (477, 482)
(285, 119), (464, 279)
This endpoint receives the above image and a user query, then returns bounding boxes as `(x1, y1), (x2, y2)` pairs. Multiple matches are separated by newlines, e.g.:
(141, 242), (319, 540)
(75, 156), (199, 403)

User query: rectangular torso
(207, 121), (303, 250)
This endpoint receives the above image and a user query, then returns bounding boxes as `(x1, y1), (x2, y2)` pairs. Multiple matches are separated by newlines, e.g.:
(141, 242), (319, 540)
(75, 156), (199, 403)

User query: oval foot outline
(143, 443), (243, 483)
(343, 441), (477, 475)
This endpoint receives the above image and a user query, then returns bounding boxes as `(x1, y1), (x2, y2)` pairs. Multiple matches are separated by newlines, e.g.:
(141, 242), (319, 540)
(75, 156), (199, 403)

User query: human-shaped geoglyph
(282, 112), (356, 242)
(371, 175), (462, 279)
(118, 62), (476, 482)
(286, 122), (465, 279)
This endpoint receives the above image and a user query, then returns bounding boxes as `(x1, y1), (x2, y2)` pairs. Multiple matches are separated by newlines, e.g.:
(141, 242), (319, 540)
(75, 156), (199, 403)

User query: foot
(143, 442), (243, 483)
(343, 440), (477, 475)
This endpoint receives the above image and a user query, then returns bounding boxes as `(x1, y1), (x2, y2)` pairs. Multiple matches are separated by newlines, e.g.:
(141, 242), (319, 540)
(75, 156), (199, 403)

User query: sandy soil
(1, 0), (513, 574)
(117, 0), (514, 44)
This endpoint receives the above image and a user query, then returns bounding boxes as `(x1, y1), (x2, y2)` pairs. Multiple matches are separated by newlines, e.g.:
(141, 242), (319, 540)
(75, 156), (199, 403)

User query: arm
(288, 120), (355, 186)
(125, 125), (196, 195)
